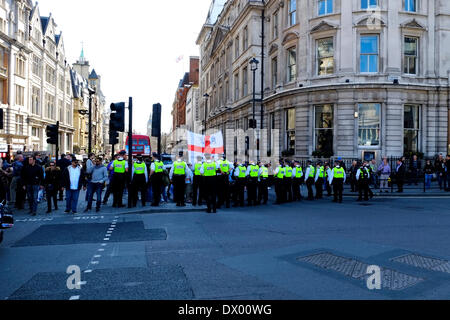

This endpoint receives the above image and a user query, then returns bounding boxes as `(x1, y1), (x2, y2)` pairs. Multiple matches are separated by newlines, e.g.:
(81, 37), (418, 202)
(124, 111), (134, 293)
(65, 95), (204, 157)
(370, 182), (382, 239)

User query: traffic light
(0, 108), (4, 130)
(152, 103), (162, 137)
(46, 123), (59, 145)
(249, 119), (257, 129)
(110, 102), (125, 132)
(109, 129), (119, 145)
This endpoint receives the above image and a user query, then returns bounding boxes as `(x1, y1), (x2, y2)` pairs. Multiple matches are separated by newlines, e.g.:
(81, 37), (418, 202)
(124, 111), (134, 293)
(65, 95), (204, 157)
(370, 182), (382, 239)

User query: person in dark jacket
(395, 159), (406, 193)
(56, 154), (71, 201)
(44, 161), (62, 214)
(21, 157), (44, 216)
(62, 159), (86, 214)
(349, 160), (359, 192)
(435, 154), (446, 190)
(408, 155), (421, 186)
(424, 160), (434, 190)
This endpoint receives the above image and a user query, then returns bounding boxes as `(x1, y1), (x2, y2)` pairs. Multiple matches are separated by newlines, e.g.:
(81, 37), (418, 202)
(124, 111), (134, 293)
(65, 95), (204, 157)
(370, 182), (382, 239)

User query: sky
(38, 0), (212, 134)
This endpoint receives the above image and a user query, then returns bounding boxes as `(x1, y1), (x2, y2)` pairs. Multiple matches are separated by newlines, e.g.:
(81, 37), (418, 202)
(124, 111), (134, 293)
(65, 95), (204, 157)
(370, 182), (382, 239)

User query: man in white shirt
(63, 159), (86, 214)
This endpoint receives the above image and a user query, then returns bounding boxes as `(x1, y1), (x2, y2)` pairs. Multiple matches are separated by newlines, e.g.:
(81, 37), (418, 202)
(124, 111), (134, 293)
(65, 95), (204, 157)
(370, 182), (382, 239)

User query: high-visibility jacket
(295, 167), (303, 178)
(249, 165), (259, 178)
(359, 168), (369, 180)
(276, 167), (285, 179)
(154, 161), (164, 173)
(219, 160), (231, 174)
(113, 160), (126, 174)
(203, 162), (216, 177)
(308, 166), (316, 178)
(285, 167), (293, 178)
(173, 161), (186, 175)
(238, 166), (246, 178)
(334, 167), (345, 179)
(318, 166), (325, 178)
(261, 167), (269, 178)
(133, 162), (146, 175)
(194, 163), (202, 176)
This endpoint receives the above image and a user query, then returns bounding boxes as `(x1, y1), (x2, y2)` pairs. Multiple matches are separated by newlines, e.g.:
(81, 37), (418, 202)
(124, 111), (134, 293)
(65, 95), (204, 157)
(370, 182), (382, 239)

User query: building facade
(198, 0), (450, 161)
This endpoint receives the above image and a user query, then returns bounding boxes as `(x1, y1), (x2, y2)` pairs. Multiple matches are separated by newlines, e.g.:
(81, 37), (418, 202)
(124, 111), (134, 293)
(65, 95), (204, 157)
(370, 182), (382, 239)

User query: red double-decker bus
(125, 135), (151, 157)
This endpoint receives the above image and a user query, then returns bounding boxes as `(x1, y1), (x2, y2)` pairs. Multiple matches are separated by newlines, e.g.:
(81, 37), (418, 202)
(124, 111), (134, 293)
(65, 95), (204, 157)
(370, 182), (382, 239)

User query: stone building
(198, 0), (450, 161)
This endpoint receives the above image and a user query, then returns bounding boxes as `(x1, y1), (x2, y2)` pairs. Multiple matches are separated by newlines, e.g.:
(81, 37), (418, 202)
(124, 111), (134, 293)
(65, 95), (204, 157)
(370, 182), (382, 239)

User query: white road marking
(69, 296), (80, 300)
(101, 243), (107, 246)
(77, 281), (87, 286)
(84, 270), (93, 273)
(91, 261), (99, 265)
(103, 238), (110, 241)
(94, 255), (101, 258)
(98, 249), (105, 252)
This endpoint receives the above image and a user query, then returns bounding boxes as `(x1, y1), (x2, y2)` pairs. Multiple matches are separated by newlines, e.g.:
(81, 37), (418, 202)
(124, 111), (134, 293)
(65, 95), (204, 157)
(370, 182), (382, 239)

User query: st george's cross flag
(187, 131), (224, 164)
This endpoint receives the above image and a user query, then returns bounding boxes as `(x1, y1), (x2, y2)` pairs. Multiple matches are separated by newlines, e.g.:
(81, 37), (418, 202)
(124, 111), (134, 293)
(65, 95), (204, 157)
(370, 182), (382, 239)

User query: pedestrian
(0, 159), (12, 204)
(9, 154), (24, 209)
(324, 162), (332, 197)
(56, 154), (71, 201)
(131, 155), (148, 207)
(349, 160), (359, 193)
(43, 161), (61, 214)
(314, 162), (325, 200)
(85, 157), (108, 213)
(169, 153), (191, 207)
(284, 161), (293, 202)
(304, 160), (316, 201)
(192, 156), (204, 207)
(150, 153), (164, 207)
(233, 160), (247, 207)
(102, 155), (116, 205)
(424, 160), (434, 190)
(246, 160), (259, 206)
(434, 154), (446, 190)
(201, 153), (218, 213)
(408, 155), (421, 186)
(257, 163), (269, 205)
(395, 159), (406, 193)
(378, 157), (391, 193)
(356, 161), (371, 201)
(185, 163), (194, 203)
(369, 159), (379, 189)
(62, 158), (86, 214)
(110, 151), (128, 208)
(292, 161), (303, 201)
(273, 160), (285, 205)
(217, 155), (233, 209)
(329, 161), (346, 203)
(21, 157), (44, 216)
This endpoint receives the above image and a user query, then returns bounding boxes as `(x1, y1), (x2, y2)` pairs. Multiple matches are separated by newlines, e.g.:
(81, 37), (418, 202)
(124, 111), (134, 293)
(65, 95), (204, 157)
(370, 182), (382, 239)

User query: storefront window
(404, 105), (420, 153)
(358, 103), (380, 146)
(286, 108), (296, 153)
(315, 105), (334, 153)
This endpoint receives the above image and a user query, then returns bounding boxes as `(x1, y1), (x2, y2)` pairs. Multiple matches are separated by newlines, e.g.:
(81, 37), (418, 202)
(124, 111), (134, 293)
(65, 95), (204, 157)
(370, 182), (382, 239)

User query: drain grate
(297, 252), (423, 291)
(392, 254), (450, 274)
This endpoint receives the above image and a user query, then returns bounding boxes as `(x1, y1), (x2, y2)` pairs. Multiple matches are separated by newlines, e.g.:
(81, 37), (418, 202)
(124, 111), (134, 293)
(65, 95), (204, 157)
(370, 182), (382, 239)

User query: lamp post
(250, 57), (259, 161)
(203, 93), (210, 135)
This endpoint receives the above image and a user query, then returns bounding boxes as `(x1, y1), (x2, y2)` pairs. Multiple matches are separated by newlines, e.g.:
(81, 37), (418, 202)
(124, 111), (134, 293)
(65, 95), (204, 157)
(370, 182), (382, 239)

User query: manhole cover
(297, 252), (423, 291)
(392, 254), (450, 274)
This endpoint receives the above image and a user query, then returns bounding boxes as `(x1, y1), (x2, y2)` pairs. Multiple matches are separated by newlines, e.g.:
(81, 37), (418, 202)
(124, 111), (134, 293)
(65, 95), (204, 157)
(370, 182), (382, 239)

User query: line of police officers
(108, 151), (375, 213)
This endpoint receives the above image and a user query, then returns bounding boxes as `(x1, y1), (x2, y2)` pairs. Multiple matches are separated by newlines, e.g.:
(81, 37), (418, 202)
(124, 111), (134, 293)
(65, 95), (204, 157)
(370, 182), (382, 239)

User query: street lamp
(203, 93), (210, 135)
(250, 57), (259, 161)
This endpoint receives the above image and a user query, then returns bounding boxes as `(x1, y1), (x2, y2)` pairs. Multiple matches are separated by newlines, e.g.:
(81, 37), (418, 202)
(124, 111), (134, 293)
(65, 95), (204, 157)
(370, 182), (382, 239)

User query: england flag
(187, 131), (224, 164)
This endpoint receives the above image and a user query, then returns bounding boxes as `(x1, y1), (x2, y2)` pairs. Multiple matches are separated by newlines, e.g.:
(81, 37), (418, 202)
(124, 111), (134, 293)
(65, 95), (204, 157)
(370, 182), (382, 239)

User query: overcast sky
(38, 0), (211, 134)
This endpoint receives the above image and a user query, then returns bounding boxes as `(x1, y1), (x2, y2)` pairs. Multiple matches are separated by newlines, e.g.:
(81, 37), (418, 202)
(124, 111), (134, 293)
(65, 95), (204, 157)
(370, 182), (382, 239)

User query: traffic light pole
(88, 93), (92, 155)
(128, 97), (133, 209)
(56, 121), (60, 160)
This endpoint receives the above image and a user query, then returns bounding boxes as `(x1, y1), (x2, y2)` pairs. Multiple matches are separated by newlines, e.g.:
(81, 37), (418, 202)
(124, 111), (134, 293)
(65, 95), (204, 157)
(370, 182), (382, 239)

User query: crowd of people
(0, 151), (449, 216)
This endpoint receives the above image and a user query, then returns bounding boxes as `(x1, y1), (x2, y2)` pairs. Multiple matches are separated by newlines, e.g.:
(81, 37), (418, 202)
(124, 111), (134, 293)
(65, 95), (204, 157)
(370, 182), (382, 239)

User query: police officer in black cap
(150, 153), (164, 207)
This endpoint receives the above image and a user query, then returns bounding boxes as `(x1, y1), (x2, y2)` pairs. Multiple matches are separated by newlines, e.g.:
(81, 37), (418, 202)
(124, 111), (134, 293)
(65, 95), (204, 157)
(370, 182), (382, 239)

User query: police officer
(218, 154), (233, 209)
(170, 153), (191, 207)
(233, 160), (247, 207)
(324, 162), (332, 197)
(246, 160), (259, 206)
(284, 161), (293, 202)
(315, 162), (325, 200)
(273, 160), (285, 205)
(257, 163), (269, 205)
(131, 155), (148, 207)
(192, 156), (204, 207)
(150, 153), (164, 207)
(200, 153), (218, 213)
(356, 161), (371, 202)
(329, 161), (346, 203)
(304, 160), (316, 201)
(109, 151), (128, 208)
(292, 161), (303, 201)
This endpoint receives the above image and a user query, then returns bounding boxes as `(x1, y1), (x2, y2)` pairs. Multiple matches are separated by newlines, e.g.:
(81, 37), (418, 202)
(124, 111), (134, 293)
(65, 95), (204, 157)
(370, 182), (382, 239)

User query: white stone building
(198, 0), (450, 161)
(185, 85), (201, 133)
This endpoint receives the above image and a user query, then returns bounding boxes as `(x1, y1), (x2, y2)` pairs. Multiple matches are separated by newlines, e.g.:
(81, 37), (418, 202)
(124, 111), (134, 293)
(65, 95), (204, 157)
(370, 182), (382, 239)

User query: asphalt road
(1, 194), (450, 300)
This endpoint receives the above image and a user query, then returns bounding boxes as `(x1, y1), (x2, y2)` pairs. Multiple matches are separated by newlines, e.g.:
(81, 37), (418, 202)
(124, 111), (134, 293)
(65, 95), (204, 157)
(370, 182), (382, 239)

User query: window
(17, 30), (25, 43)
(0, 18), (5, 33)
(404, 0), (416, 12)
(273, 12), (279, 39)
(234, 73), (239, 101)
(314, 105), (334, 153)
(361, 0), (378, 9)
(268, 113), (275, 154)
(243, 67), (248, 96)
(358, 103), (381, 146)
(404, 37), (418, 75)
(32, 87), (40, 115)
(15, 56), (25, 77)
(32, 127), (40, 138)
(15, 85), (24, 106)
(318, 0), (333, 16)
(243, 26), (248, 51)
(288, 0), (297, 26)
(15, 115), (24, 135)
(287, 47), (297, 82)
(235, 36), (240, 59)
(59, 100), (64, 122)
(32, 55), (42, 77)
(225, 80), (229, 102)
(46, 93), (55, 119)
(272, 57), (278, 88)
(66, 103), (72, 126)
(66, 81), (71, 94)
(360, 35), (379, 73)
(59, 75), (65, 91)
(317, 38), (334, 75)
(404, 105), (420, 153)
(286, 108), (296, 153)
(46, 65), (56, 85)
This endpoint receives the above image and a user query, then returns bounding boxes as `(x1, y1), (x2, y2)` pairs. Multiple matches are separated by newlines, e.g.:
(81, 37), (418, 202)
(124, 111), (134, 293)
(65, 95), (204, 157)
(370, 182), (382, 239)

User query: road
(1, 193), (450, 300)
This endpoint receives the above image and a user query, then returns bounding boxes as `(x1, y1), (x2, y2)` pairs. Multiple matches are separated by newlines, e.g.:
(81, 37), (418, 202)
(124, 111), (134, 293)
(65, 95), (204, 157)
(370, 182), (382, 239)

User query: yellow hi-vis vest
(238, 166), (246, 178)
(113, 160), (126, 174)
(133, 162), (146, 174)
(219, 160), (230, 173)
(295, 167), (303, 178)
(276, 167), (285, 179)
(154, 161), (164, 173)
(249, 165), (259, 178)
(261, 167), (269, 178)
(318, 166), (325, 178)
(309, 166), (315, 178)
(285, 167), (293, 178)
(194, 163), (202, 176)
(173, 161), (186, 175)
(334, 167), (345, 179)
(203, 162), (216, 177)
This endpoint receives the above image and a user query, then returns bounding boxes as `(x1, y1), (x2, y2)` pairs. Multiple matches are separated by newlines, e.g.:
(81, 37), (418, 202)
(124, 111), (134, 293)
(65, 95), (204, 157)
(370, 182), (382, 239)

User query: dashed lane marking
(69, 296), (80, 300)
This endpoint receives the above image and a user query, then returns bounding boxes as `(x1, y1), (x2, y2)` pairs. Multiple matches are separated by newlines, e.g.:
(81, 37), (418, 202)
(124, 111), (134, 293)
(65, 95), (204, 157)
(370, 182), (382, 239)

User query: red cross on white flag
(187, 131), (224, 163)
